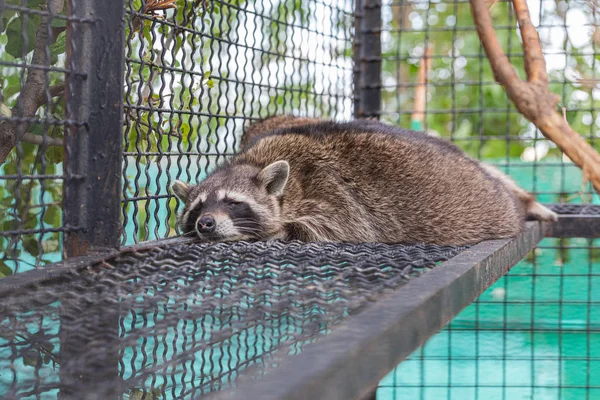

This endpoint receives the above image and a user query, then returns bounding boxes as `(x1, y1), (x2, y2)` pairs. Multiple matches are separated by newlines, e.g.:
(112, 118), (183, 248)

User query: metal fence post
(63, 0), (125, 256)
(60, 1), (126, 398)
(353, 0), (364, 118)
(356, 0), (382, 119)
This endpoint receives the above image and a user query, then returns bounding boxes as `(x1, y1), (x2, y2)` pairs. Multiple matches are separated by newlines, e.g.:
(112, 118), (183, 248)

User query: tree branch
(21, 132), (63, 146)
(513, 0), (547, 83)
(470, 0), (600, 193)
(34, 83), (65, 109)
(411, 46), (432, 129)
(0, 0), (65, 165)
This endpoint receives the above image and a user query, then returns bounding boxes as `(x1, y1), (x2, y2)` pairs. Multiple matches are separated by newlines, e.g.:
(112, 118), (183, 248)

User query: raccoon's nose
(197, 215), (216, 233)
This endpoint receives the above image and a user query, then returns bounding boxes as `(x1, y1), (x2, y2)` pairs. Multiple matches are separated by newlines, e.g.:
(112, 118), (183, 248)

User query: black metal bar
(548, 215), (600, 238)
(222, 222), (547, 400)
(358, 0), (382, 119)
(63, 0), (126, 256)
(0, 237), (197, 299)
(353, 0), (363, 118)
(58, 296), (122, 400)
(60, 1), (126, 399)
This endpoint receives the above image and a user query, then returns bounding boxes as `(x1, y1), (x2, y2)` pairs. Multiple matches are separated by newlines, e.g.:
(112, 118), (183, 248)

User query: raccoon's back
(237, 121), (524, 245)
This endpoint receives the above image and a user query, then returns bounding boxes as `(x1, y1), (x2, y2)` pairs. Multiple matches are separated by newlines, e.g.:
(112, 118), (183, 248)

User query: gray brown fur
(240, 115), (324, 151)
(173, 116), (556, 245)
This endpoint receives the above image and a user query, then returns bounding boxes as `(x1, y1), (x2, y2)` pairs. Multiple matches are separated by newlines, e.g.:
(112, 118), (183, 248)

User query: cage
(0, 0), (599, 399)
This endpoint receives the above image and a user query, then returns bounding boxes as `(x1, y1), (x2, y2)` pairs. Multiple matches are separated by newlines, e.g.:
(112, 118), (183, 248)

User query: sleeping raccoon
(172, 116), (557, 246)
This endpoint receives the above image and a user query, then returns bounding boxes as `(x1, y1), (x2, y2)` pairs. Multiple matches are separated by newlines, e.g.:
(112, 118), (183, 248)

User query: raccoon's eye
(224, 198), (249, 211)
(224, 198), (243, 207)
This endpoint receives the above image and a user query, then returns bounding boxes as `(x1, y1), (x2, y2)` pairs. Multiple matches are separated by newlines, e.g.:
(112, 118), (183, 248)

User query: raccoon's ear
(171, 180), (192, 203)
(258, 160), (290, 196)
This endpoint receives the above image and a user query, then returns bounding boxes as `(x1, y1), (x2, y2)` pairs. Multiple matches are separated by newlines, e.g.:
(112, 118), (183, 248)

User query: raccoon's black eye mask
(179, 205), (201, 236)
(224, 198), (243, 206)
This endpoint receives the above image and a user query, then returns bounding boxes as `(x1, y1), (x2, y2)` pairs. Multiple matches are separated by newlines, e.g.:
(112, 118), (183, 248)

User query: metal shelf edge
(220, 221), (546, 400)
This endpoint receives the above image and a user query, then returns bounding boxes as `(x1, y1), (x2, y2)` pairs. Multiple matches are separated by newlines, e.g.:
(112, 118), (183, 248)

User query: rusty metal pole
(358, 0), (382, 119)
(63, 0), (125, 257)
(353, 0), (364, 118)
(356, 1), (382, 397)
(60, 0), (126, 398)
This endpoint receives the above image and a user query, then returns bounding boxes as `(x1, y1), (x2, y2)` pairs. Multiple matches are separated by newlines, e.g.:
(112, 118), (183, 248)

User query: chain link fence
(1, 0), (600, 399)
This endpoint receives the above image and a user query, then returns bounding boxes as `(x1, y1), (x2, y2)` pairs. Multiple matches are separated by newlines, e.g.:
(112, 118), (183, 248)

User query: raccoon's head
(171, 160), (290, 242)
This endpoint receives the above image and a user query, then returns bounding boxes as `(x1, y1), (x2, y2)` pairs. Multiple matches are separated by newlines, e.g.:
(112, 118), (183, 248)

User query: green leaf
(23, 237), (40, 257)
(174, 35), (183, 56)
(3, 78), (22, 100)
(24, 212), (38, 230)
(41, 238), (59, 253)
(50, 30), (66, 65)
(0, 261), (13, 278)
(51, 16), (67, 28)
(43, 204), (61, 227)
(181, 122), (190, 143)
(1, 8), (18, 33)
(5, 19), (25, 58)
(23, 356), (38, 367)
(3, 161), (17, 175)
(453, 119), (472, 139)
(6, 0), (46, 7)
(0, 102), (11, 117)
(5, 14), (40, 58)
(46, 143), (64, 164)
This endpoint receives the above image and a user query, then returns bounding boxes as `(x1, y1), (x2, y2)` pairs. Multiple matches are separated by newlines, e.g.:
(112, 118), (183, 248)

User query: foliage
(380, 0), (600, 160)
(1, 0), (348, 269)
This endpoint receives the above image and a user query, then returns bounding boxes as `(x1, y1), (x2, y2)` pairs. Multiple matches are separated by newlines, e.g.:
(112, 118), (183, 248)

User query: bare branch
(470, 0), (522, 92)
(0, 0), (65, 165)
(412, 47), (432, 127)
(513, 0), (547, 83)
(21, 133), (63, 147)
(132, 0), (178, 32)
(34, 83), (66, 109)
(470, 0), (600, 193)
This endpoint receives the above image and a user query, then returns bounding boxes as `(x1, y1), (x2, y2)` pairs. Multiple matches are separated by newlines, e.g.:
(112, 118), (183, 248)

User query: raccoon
(172, 116), (557, 245)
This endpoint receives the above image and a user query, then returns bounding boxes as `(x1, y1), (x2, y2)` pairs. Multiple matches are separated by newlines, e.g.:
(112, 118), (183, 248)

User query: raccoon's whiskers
(231, 218), (263, 227)
(236, 226), (262, 235)
(231, 217), (261, 223)
(235, 226), (266, 239)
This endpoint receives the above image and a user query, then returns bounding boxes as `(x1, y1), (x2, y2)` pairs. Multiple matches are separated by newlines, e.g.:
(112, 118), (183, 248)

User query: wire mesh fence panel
(378, 238), (600, 400)
(121, 0), (356, 245)
(0, 1), (91, 274)
(376, 0), (600, 398)
(379, 0), (600, 203)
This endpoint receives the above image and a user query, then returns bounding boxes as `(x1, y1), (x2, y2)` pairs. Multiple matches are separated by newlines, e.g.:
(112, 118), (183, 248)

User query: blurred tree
(380, 0), (600, 161)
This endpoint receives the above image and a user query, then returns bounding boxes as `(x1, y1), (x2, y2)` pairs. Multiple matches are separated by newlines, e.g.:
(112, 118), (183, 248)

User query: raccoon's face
(171, 160), (290, 242)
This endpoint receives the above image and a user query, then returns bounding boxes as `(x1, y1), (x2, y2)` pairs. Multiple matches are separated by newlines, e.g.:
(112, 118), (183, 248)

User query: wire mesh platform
(0, 208), (595, 399)
(548, 204), (600, 215)
(0, 241), (464, 399)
